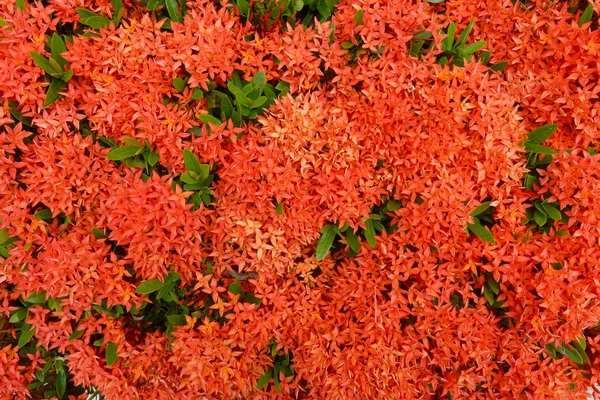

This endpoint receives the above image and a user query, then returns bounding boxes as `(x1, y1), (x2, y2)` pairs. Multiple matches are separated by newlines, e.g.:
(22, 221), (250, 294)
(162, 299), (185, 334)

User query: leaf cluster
(76, 0), (123, 30)
(257, 339), (295, 393)
(316, 198), (401, 261)
(106, 137), (160, 179)
(30, 34), (73, 108)
(409, 18), (507, 71)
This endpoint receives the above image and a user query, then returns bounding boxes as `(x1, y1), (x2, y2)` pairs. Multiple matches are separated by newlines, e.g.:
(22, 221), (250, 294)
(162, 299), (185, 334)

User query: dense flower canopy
(1, 0), (600, 399)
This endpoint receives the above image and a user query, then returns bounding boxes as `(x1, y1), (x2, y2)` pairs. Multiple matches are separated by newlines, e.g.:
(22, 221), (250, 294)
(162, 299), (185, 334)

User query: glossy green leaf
(483, 285), (495, 304)
(353, 9), (363, 25)
(257, 369), (272, 390)
(146, 0), (165, 10)
(106, 146), (140, 160)
(135, 278), (164, 294)
(106, 342), (118, 366)
(316, 224), (338, 261)
(579, 4), (594, 27)
(463, 40), (486, 55)
(533, 209), (547, 226)
(18, 324), (35, 348)
(167, 314), (187, 326)
(165, 0), (181, 22)
(9, 308), (27, 323)
(470, 201), (492, 217)
(251, 71), (266, 91)
(198, 114), (222, 126)
(68, 329), (85, 341)
(50, 34), (68, 69)
(183, 149), (203, 176)
(55, 369), (66, 398)
(111, 0), (123, 25)
(490, 61), (508, 71)
(561, 345), (583, 365)
(467, 220), (495, 244)
(542, 203), (561, 221)
(30, 52), (56, 76)
(455, 17), (474, 48)
(441, 22), (455, 52)
(173, 78), (186, 92)
(0, 229), (8, 245)
(34, 208), (52, 220)
(526, 124), (557, 145)
(345, 229), (360, 253)
(487, 279), (500, 295)
(44, 78), (67, 108)
(364, 219), (376, 247)
(524, 143), (557, 155)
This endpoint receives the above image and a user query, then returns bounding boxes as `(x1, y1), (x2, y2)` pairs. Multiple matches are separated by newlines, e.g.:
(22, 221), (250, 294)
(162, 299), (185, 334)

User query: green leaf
(490, 61), (508, 72)
(167, 314), (187, 326)
(385, 200), (402, 211)
(533, 209), (547, 226)
(345, 229), (360, 253)
(135, 278), (164, 294)
(18, 325), (35, 348)
(16, 0), (27, 11)
(30, 52), (57, 76)
(542, 203), (561, 221)
(106, 342), (118, 366)
(173, 78), (186, 92)
(555, 230), (568, 237)
(78, 13), (111, 30)
(251, 71), (266, 91)
(9, 308), (27, 323)
(467, 220), (495, 244)
(478, 50), (490, 65)
(455, 17), (474, 48)
(249, 96), (267, 109)
(183, 149), (203, 176)
(487, 279), (500, 295)
(257, 369), (272, 390)
(524, 143), (557, 155)
(526, 124), (557, 145)
(55, 369), (66, 398)
(353, 9), (363, 25)
(34, 208), (52, 220)
(111, 0), (123, 26)
(50, 34), (68, 70)
(0, 229), (9, 245)
(146, 0), (165, 10)
(198, 114), (222, 126)
(220, 95), (234, 119)
(44, 78), (67, 108)
(316, 224), (339, 261)
(579, 4), (594, 27)
(229, 278), (242, 295)
(275, 81), (290, 96)
(61, 69), (73, 82)
(426, 0), (445, 3)
(106, 146), (140, 160)
(441, 22), (456, 52)
(91, 227), (107, 239)
(121, 137), (144, 148)
(470, 201), (492, 217)
(561, 345), (583, 365)
(273, 371), (281, 393)
(165, 0), (181, 22)
(483, 285), (495, 304)
(68, 329), (85, 341)
(25, 291), (46, 304)
(274, 200), (284, 215)
(76, 8), (100, 20)
(0, 17), (6, 27)
(364, 219), (376, 248)
(463, 40), (486, 55)
(146, 151), (159, 167)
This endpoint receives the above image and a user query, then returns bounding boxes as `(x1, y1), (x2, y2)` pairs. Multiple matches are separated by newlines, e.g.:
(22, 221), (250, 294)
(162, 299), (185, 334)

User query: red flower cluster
(1, 0), (600, 399)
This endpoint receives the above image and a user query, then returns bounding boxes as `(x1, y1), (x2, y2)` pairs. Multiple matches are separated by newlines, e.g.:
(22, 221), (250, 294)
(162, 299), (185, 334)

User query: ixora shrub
(2, 0), (600, 398)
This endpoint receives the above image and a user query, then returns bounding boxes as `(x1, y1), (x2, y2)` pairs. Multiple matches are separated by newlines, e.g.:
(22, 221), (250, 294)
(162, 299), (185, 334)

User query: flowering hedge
(1, 0), (600, 398)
